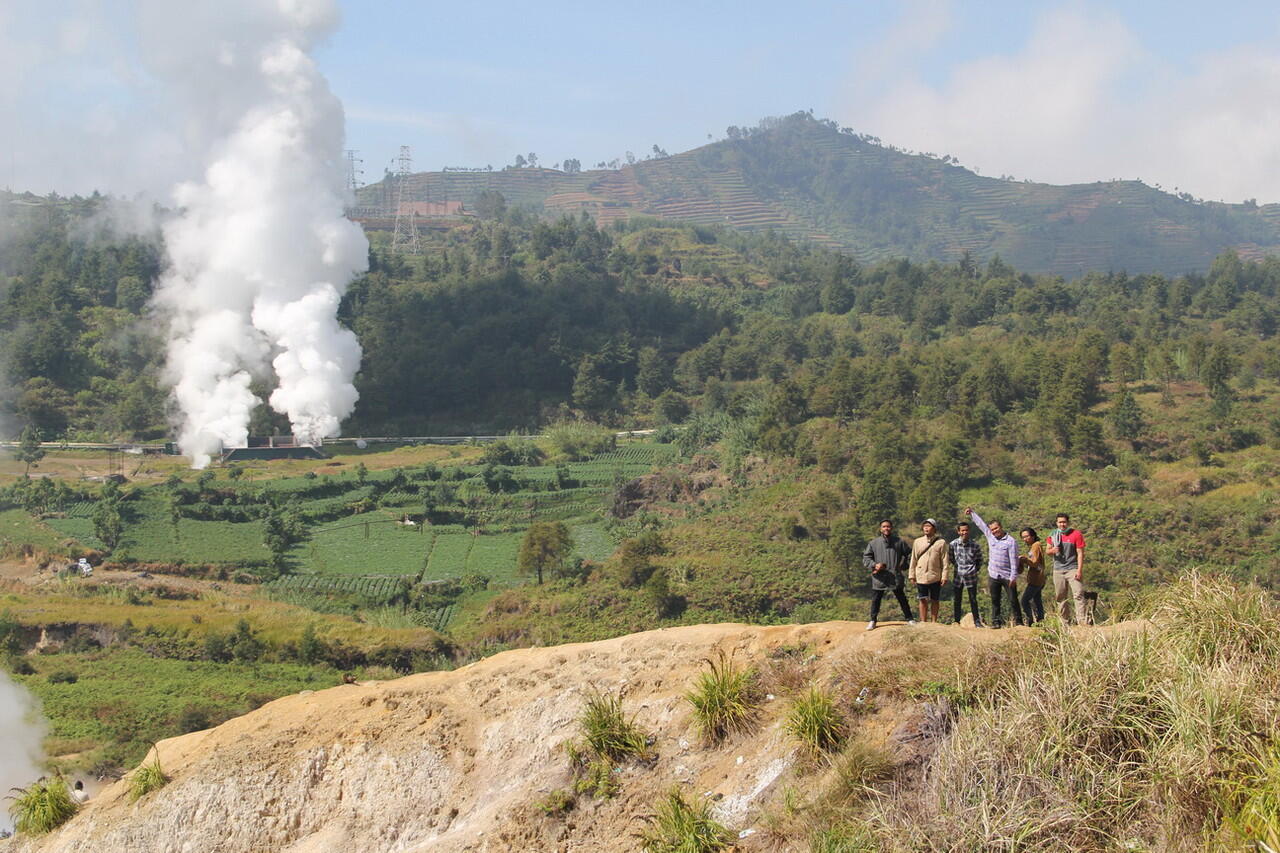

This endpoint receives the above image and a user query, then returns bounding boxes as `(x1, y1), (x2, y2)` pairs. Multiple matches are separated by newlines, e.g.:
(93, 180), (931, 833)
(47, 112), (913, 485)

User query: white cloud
(845, 4), (1280, 203)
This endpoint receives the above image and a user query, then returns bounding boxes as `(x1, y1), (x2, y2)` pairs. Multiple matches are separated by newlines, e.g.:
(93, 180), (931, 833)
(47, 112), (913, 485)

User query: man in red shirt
(1046, 513), (1087, 624)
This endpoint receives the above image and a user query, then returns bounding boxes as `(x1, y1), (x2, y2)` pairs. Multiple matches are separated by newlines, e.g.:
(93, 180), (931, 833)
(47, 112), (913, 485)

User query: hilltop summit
(358, 113), (1280, 276)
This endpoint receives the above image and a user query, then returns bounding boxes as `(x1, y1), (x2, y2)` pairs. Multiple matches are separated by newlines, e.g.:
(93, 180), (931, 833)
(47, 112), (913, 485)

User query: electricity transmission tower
(391, 145), (421, 255)
(344, 149), (363, 193)
(342, 150), (365, 216)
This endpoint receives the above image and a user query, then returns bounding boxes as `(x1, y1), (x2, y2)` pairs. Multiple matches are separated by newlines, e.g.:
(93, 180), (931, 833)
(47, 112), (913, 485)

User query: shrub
(536, 789), (575, 816)
(129, 747), (167, 802)
(547, 420), (615, 461)
(7, 775), (78, 836)
(786, 686), (846, 755)
(47, 670), (78, 684)
(685, 652), (759, 744)
(636, 787), (732, 853)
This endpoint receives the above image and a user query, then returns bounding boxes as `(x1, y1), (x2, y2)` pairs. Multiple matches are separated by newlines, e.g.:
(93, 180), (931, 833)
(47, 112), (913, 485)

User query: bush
(636, 788), (732, 853)
(547, 420), (616, 461)
(7, 775), (78, 836)
(536, 789), (575, 816)
(47, 670), (78, 684)
(685, 652), (759, 744)
(786, 686), (846, 755)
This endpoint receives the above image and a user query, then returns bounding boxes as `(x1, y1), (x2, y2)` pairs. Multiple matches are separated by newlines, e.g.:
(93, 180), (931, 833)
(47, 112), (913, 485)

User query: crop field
(424, 532), (475, 580)
(568, 522), (616, 563)
(266, 573), (408, 603)
(465, 533), (522, 583)
(0, 508), (66, 552)
(292, 519), (430, 576)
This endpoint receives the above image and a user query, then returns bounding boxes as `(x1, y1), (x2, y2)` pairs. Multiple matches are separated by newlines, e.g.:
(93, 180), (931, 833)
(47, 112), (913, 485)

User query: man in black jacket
(862, 519), (917, 631)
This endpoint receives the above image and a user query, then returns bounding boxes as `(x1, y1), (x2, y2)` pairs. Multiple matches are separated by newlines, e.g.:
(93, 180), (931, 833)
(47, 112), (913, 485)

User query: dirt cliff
(6, 619), (1018, 853)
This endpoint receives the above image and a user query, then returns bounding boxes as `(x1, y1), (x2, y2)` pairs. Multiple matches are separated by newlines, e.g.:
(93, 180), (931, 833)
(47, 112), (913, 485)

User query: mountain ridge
(356, 112), (1280, 277)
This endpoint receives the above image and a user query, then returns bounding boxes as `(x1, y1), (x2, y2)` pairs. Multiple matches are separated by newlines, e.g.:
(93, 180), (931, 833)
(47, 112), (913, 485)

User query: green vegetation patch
(10, 647), (336, 769)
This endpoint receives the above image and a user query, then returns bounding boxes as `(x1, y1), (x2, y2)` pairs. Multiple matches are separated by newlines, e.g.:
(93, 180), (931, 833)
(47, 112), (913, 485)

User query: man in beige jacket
(908, 518), (954, 623)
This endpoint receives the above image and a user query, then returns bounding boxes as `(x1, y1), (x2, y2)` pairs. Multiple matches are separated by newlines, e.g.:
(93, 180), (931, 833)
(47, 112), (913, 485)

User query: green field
(425, 533), (476, 580)
(292, 519), (430, 576)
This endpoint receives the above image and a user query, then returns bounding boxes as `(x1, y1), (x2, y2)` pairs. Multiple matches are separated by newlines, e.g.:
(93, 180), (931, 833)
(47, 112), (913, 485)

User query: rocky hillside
(5, 619), (1016, 853)
(357, 113), (1280, 276)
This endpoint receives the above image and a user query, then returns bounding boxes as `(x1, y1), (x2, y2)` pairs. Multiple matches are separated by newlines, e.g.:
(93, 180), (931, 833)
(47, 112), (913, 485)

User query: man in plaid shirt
(949, 520), (984, 626)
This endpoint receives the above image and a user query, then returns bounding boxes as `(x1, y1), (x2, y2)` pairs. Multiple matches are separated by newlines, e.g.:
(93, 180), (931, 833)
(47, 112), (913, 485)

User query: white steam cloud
(149, 0), (366, 468)
(0, 673), (46, 834)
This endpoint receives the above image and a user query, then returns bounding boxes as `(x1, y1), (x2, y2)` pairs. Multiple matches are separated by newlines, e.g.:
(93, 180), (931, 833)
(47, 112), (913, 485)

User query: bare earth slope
(7, 620), (1029, 853)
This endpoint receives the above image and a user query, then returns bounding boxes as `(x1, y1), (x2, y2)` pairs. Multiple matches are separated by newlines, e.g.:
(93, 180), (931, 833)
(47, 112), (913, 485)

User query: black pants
(1020, 583), (1045, 623)
(870, 586), (915, 622)
(953, 583), (981, 624)
(988, 577), (1024, 627)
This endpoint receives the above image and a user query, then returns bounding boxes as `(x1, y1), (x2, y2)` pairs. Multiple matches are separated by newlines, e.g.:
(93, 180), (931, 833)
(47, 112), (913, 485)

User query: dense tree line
(2, 192), (1279, 451)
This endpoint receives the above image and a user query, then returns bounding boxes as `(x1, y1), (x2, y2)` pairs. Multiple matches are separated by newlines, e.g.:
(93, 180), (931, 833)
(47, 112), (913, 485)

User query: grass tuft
(636, 787), (732, 853)
(128, 745), (168, 802)
(786, 686), (846, 756)
(685, 650), (759, 744)
(7, 775), (78, 836)
(578, 691), (651, 763)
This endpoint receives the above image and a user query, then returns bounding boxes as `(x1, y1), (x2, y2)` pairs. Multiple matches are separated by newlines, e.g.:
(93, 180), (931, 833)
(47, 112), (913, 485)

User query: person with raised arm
(964, 507), (1024, 628)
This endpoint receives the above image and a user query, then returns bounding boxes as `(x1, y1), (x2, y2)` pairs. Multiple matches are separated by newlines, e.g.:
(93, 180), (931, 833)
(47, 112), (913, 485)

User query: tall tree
(517, 521), (573, 585)
(13, 426), (45, 477)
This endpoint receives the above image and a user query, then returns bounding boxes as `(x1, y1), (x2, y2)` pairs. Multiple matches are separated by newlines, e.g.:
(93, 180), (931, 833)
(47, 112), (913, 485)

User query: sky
(4, 0), (1280, 203)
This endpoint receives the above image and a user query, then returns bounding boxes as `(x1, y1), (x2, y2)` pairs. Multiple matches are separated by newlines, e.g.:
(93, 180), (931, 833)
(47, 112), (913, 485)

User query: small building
(220, 435), (327, 462)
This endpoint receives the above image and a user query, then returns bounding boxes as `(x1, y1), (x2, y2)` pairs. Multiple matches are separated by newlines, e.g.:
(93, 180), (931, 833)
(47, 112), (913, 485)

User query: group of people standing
(861, 510), (1088, 630)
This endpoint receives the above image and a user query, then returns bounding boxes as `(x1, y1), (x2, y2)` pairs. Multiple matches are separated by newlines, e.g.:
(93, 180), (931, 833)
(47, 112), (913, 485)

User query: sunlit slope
(358, 113), (1280, 276)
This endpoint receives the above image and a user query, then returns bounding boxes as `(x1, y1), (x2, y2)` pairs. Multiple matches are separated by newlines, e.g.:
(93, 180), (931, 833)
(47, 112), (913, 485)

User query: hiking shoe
(866, 621), (876, 631)
(908, 619), (917, 626)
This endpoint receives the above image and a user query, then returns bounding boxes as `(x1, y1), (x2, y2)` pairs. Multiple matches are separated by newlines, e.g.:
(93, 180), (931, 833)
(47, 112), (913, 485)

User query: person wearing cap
(908, 518), (954, 623)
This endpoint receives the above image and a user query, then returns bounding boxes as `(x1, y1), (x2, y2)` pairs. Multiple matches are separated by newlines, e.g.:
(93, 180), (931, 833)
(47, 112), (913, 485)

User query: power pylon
(391, 145), (421, 255)
(344, 149), (363, 193)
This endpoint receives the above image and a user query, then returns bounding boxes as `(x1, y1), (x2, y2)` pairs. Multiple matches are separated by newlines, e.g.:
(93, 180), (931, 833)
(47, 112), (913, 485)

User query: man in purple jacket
(964, 507), (1024, 628)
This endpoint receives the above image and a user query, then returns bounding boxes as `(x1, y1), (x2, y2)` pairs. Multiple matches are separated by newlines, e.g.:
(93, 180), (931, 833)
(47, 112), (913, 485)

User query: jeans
(988, 577), (1024, 627)
(1020, 583), (1045, 623)
(870, 585), (915, 622)
(952, 583), (981, 624)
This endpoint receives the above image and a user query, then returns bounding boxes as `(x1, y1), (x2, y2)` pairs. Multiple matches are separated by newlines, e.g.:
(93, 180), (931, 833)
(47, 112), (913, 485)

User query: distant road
(0, 430), (658, 454)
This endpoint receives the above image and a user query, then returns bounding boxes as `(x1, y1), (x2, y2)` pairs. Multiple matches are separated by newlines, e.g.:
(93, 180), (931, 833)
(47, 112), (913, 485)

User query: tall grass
(578, 691), (651, 762)
(7, 775), (78, 836)
(129, 744), (168, 801)
(786, 686), (846, 756)
(850, 572), (1280, 852)
(636, 787), (732, 853)
(685, 651), (759, 744)
(569, 691), (652, 799)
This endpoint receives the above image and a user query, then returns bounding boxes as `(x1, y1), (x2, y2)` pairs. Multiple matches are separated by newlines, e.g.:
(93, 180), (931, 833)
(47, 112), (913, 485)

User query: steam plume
(0, 673), (45, 833)
(150, 0), (366, 468)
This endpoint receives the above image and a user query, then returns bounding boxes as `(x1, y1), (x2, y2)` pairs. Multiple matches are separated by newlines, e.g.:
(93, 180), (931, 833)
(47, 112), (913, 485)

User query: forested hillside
(3, 192), (1279, 445)
(357, 112), (1280, 276)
